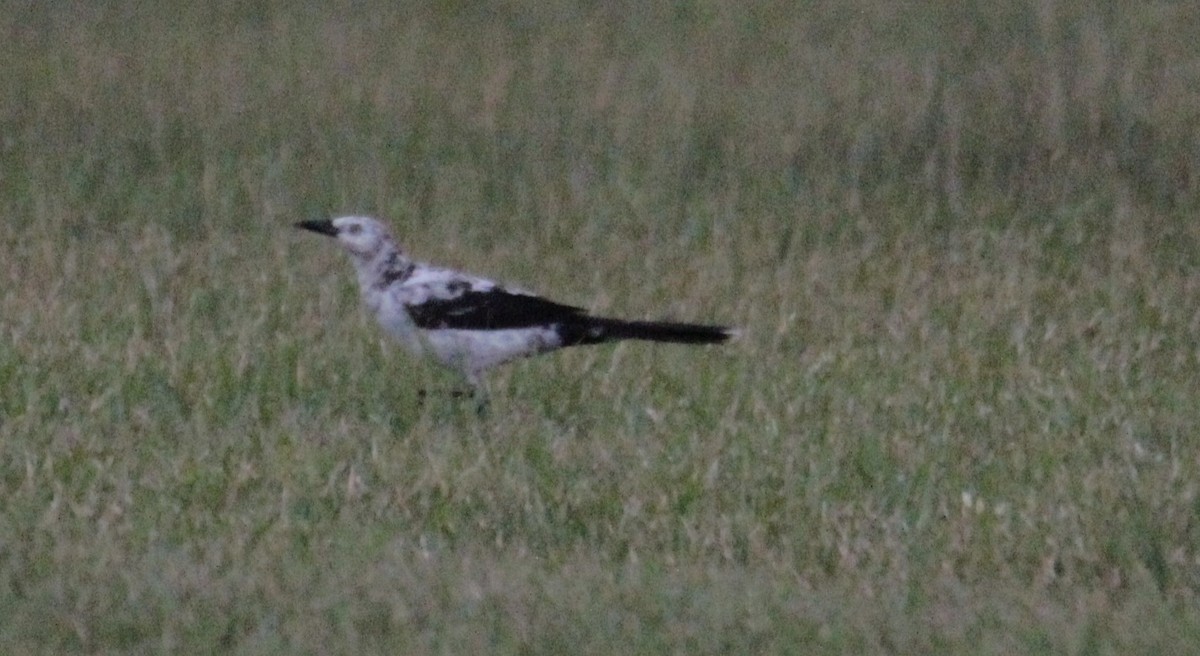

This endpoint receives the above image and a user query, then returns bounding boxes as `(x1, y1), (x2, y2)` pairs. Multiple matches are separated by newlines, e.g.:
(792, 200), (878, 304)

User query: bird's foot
(417, 388), (487, 415)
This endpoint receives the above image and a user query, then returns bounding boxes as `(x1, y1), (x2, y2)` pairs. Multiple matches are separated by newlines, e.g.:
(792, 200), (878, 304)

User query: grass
(2, 0), (1200, 652)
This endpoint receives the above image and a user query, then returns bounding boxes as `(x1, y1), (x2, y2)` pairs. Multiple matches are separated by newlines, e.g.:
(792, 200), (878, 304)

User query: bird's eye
(347, 224), (362, 235)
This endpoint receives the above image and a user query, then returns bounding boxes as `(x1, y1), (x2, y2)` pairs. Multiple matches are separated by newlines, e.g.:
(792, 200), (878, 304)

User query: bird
(294, 216), (734, 401)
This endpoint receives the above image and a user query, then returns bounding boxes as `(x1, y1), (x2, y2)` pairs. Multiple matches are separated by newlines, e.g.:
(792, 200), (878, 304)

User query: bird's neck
(354, 245), (415, 292)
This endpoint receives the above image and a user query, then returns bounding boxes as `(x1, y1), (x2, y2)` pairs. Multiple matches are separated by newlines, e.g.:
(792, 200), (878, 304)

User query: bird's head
(295, 216), (398, 259)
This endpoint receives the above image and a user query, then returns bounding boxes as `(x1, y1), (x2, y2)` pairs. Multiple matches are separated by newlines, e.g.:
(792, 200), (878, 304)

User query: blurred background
(6, 1), (1197, 247)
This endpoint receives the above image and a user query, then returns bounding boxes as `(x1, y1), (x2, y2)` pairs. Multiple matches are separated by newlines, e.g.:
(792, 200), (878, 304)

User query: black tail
(560, 317), (735, 346)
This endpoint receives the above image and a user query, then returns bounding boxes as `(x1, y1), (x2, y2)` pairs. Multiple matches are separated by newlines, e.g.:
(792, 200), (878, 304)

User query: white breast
(368, 288), (426, 356)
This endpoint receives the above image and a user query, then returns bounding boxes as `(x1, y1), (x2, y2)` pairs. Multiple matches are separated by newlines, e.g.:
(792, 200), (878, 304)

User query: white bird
(295, 216), (733, 399)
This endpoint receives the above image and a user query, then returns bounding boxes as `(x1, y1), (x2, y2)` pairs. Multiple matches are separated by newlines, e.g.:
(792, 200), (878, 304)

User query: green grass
(3, 1), (1200, 652)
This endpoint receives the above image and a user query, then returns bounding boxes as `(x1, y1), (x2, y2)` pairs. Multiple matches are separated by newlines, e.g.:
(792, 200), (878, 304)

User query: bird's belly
(424, 328), (562, 374)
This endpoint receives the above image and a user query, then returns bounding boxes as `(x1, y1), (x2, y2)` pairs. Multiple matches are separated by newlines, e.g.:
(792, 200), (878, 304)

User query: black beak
(295, 220), (339, 237)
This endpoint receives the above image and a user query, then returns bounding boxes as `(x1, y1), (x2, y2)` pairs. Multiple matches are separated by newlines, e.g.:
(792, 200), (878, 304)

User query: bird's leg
(416, 382), (486, 416)
(416, 388), (475, 406)
(472, 388), (490, 417)
(416, 369), (487, 413)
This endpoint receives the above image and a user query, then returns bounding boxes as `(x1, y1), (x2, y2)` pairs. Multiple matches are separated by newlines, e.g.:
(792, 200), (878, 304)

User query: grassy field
(3, 1), (1200, 652)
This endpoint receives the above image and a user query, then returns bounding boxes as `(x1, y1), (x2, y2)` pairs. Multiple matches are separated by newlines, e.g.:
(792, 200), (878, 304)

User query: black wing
(406, 289), (588, 330)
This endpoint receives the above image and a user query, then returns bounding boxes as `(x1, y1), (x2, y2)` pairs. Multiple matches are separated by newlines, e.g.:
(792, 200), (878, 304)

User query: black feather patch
(407, 289), (587, 330)
(374, 252), (417, 289)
